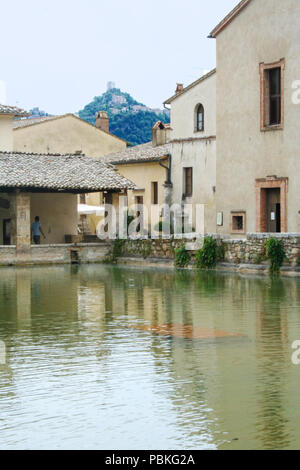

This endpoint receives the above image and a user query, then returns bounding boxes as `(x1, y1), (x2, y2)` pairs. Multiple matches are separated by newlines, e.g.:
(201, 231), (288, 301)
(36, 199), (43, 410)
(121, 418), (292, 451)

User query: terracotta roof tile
(0, 151), (136, 192)
(102, 142), (170, 165)
(0, 104), (30, 117)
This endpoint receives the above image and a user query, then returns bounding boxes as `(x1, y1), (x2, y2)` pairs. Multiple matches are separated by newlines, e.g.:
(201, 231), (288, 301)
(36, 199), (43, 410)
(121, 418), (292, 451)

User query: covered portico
(0, 150), (136, 263)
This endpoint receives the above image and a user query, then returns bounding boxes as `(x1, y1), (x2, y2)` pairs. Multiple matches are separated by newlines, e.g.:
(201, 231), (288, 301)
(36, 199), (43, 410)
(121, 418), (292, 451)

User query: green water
(0, 264), (300, 450)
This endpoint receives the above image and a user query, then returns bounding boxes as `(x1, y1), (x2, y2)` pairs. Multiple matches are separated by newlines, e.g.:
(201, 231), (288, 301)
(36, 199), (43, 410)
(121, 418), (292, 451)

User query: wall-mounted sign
(271, 212), (276, 221)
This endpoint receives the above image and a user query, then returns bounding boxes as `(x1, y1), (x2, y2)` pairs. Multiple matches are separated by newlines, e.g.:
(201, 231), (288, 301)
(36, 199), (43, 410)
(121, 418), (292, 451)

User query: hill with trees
(78, 88), (170, 146)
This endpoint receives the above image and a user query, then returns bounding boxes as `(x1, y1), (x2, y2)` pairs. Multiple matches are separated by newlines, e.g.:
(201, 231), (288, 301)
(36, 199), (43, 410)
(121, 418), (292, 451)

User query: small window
(151, 182), (158, 205)
(195, 104), (204, 132)
(269, 68), (281, 125)
(231, 212), (246, 234)
(80, 194), (86, 204)
(183, 168), (193, 197)
(260, 60), (284, 130)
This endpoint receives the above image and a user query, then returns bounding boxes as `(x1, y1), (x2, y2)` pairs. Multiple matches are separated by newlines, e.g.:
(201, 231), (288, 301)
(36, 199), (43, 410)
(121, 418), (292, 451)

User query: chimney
(152, 121), (171, 147)
(96, 111), (109, 132)
(175, 83), (183, 94)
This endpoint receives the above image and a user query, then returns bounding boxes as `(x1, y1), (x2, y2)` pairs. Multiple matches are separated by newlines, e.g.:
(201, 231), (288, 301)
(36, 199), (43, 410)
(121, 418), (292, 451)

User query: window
(260, 59), (284, 130)
(269, 68), (281, 125)
(151, 182), (158, 205)
(183, 168), (193, 197)
(231, 211), (246, 234)
(195, 104), (204, 132)
(80, 194), (86, 204)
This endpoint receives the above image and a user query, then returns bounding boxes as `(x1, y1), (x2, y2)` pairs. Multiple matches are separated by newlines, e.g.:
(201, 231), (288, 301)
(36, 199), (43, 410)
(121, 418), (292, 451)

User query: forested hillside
(78, 88), (169, 146)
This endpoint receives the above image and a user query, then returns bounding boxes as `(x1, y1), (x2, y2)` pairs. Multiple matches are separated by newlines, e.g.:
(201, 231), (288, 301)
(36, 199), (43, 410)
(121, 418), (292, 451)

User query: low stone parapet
(0, 243), (111, 266)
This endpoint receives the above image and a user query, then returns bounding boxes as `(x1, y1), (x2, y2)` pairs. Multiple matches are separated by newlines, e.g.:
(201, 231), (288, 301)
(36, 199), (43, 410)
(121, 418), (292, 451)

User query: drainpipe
(159, 154), (172, 186)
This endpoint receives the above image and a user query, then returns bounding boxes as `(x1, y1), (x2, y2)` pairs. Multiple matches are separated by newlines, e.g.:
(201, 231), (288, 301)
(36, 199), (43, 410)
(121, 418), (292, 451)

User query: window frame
(231, 211), (246, 235)
(151, 181), (158, 205)
(183, 167), (193, 198)
(260, 59), (285, 131)
(195, 104), (204, 133)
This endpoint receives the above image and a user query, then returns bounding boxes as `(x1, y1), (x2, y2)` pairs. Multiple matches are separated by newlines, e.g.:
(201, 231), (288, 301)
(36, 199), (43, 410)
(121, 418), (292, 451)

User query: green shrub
(253, 254), (263, 265)
(142, 242), (151, 259)
(216, 243), (225, 262)
(174, 243), (190, 268)
(104, 238), (126, 264)
(154, 220), (174, 235)
(194, 236), (218, 270)
(265, 238), (285, 274)
(297, 257), (300, 266)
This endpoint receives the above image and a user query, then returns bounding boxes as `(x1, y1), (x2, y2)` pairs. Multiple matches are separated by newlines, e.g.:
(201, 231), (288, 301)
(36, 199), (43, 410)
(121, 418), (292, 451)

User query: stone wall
(120, 234), (300, 267)
(223, 234), (300, 266)
(0, 243), (110, 266)
(121, 238), (201, 260)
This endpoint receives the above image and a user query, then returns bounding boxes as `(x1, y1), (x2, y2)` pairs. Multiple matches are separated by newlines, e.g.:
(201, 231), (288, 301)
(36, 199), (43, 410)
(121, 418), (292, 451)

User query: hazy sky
(1, 0), (238, 114)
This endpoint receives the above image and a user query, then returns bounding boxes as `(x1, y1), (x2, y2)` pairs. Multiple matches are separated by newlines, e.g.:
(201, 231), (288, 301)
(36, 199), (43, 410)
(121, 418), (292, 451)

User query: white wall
(169, 72), (217, 233)
(170, 72), (216, 140)
(0, 115), (14, 151)
(30, 193), (78, 244)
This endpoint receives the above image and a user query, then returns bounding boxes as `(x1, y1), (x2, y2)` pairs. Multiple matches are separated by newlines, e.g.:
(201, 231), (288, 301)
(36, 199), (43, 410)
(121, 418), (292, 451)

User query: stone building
(164, 0), (300, 238)
(103, 123), (171, 231)
(0, 104), (29, 151)
(0, 150), (135, 246)
(0, 104), (135, 264)
(210, 0), (300, 236)
(164, 70), (216, 234)
(13, 111), (127, 234)
(13, 112), (126, 157)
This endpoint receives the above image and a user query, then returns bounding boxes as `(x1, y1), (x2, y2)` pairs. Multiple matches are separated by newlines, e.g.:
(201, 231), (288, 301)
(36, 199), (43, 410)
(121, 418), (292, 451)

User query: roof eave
(163, 69), (216, 105)
(208, 0), (252, 38)
(13, 113), (128, 145)
(111, 155), (169, 166)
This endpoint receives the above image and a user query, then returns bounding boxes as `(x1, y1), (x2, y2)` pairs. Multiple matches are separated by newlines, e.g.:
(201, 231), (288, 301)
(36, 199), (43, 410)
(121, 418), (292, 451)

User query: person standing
(31, 216), (46, 245)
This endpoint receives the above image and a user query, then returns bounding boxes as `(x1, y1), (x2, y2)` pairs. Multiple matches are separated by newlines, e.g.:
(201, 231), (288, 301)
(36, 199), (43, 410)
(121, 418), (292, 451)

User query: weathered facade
(210, 0), (300, 236)
(0, 149), (135, 250)
(164, 70), (217, 234)
(0, 105), (136, 264)
(13, 113), (126, 157)
(0, 105), (29, 151)
(103, 130), (170, 230)
(13, 113), (128, 234)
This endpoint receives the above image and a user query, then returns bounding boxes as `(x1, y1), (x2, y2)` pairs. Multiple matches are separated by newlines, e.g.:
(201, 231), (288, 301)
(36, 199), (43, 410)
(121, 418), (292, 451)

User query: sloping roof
(0, 151), (136, 192)
(13, 113), (127, 144)
(102, 142), (170, 165)
(164, 69), (216, 105)
(0, 104), (30, 117)
(13, 115), (57, 128)
(208, 0), (252, 38)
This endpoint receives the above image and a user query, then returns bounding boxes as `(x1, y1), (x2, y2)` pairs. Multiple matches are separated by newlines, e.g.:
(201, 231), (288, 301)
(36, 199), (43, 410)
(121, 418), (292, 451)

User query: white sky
(1, 0), (238, 114)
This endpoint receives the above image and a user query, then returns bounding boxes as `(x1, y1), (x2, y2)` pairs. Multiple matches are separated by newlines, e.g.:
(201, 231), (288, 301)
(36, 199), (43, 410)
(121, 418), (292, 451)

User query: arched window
(195, 104), (204, 132)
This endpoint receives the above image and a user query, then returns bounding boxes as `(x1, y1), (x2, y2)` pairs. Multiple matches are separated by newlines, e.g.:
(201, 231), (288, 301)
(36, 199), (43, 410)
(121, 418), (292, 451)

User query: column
(15, 192), (31, 254)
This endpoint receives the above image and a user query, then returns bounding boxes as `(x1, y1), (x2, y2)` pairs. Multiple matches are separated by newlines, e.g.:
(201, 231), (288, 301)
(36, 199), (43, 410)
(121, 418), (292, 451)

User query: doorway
(135, 196), (144, 233)
(256, 177), (288, 233)
(3, 219), (11, 245)
(266, 188), (281, 233)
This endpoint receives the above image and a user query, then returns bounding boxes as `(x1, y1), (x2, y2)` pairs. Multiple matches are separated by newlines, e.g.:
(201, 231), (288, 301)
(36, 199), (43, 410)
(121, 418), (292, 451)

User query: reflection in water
(128, 323), (245, 340)
(255, 277), (291, 450)
(16, 269), (31, 327)
(0, 265), (300, 449)
(0, 340), (5, 365)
